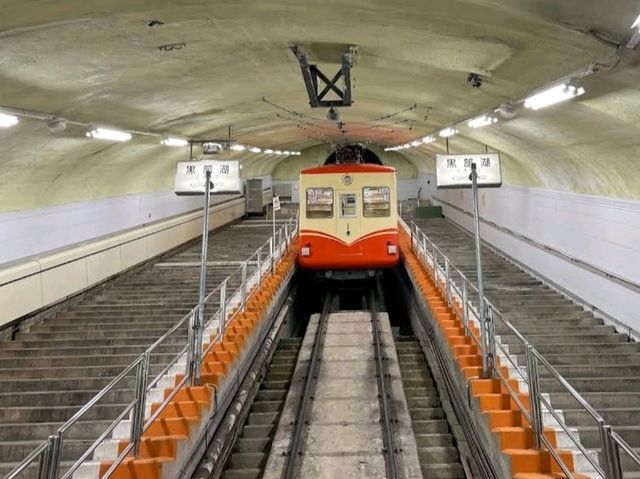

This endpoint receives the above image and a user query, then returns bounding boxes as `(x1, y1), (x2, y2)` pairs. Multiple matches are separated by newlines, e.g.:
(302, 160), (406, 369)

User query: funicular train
(298, 145), (399, 277)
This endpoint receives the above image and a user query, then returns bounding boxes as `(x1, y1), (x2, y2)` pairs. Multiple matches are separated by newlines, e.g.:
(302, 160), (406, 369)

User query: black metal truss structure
(290, 45), (354, 108)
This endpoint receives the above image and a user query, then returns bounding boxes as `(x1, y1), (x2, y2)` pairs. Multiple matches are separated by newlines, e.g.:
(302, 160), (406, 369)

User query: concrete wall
(430, 181), (640, 334)
(0, 197), (245, 329)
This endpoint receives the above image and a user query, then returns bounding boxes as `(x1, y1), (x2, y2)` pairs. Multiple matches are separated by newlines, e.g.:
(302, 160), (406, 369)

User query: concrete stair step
(256, 390), (288, 402)
(222, 469), (262, 479)
(412, 420), (450, 434)
(250, 401), (282, 414)
(233, 438), (271, 454)
(247, 412), (279, 426)
(2, 336), (187, 349)
(16, 329), (188, 340)
(415, 433), (454, 448)
(0, 403), (127, 423)
(513, 352), (640, 366)
(420, 463), (466, 478)
(417, 446), (460, 464)
(242, 425), (276, 439)
(540, 376), (640, 392)
(0, 343), (184, 358)
(549, 392), (640, 410)
(0, 363), (166, 379)
(506, 342), (640, 355)
(0, 352), (177, 369)
(0, 376), (135, 393)
(0, 420), (113, 441)
(227, 452), (267, 470)
(0, 439), (92, 462)
(410, 407), (445, 420)
(563, 408), (640, 427)
(0, 388), (133, 407)
(407, 396), (441, 408)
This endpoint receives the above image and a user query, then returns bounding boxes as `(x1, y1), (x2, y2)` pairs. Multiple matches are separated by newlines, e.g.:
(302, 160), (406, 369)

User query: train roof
(300, 164), (396, 175)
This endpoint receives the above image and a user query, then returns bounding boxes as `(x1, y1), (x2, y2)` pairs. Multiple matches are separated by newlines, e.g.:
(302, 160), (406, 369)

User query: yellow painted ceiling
(0, 0), (639, 212)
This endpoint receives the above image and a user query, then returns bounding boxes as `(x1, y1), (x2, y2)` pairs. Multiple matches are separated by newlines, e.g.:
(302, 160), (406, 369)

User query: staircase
(222, 338), (302, 479)
(395, 338), (465, 479)
(411, 217), (640, 475)
(0, 223), (276, 478)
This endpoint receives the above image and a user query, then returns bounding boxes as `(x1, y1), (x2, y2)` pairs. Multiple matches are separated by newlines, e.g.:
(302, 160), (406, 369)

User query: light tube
(524, 84), (585, 110)
(0, 112), (19, 128)
(162, 137), (188, 147)
(439, 128), (458, 138)
(468, 115), (498, 128)
(86, 127), (132, 142)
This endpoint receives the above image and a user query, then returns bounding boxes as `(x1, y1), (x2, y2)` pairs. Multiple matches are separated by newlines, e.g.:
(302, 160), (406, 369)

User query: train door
(336, 189), (361, 244)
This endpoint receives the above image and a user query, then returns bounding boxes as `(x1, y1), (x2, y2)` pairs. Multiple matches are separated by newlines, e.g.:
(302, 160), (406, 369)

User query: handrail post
(131, 351), (150, 455)
(220, 279), (228, 337)
(186, 309), (196, 380)
(432, 244), (438, 282)
(487, 306), (496, 375)
(462, 280), (469, 335)
(445, 257), (451, 305)
(38, 437), (53, 479)
(47, 433), (62, 479)
(257, 247), (263, 284)
(599, 422), (613, 479)
(526, 346), (544, 449)
(241, 261), (248, 312)
(607, 426), (623, 479)
(269, 237), (274, 274)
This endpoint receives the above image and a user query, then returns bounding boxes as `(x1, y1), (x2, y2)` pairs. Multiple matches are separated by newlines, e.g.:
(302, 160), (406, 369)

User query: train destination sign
(435, 153), (502, 188)
(174, 160), (241, 195)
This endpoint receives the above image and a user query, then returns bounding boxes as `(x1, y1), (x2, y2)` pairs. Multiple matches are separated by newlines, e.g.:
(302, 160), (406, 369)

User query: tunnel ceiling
(1, 0), (640, 211)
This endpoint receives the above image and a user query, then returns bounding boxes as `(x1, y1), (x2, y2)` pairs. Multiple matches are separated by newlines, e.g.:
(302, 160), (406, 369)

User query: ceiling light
(411, 140), (421, 147)
(86, 126), (132, 142)
(468, 115), (498, 129)
(632, 13), (640, 29)
(422, 135), (435, 144)
(524, 83), (585, 110)
(439, 128), (458, 138)
(275, 150), (283, 155)
(249, 146), (262, 153)
(230, 143), (246, 151)
(162, 137), (189, 147)
(264, 149), (274, 154)
(0, 112), (19, 128)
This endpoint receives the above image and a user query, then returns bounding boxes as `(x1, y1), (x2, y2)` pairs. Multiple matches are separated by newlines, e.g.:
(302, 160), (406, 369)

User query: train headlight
(387, 244), (397, 255)
(301, 246), (311, 257)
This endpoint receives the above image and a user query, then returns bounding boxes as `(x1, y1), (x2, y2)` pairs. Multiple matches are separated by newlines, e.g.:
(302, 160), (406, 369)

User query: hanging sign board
(435, 153), (502, 188)
(272, 196), (281, 211)
(174, 160), (241, 196)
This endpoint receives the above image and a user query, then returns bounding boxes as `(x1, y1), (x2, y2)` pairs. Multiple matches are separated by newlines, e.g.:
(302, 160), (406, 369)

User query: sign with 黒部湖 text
(435, 154), (502, 188)
(174, 160), (242, 196)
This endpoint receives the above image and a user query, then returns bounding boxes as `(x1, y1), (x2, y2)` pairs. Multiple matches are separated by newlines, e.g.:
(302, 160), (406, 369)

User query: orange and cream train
(298, 163), (399, 272)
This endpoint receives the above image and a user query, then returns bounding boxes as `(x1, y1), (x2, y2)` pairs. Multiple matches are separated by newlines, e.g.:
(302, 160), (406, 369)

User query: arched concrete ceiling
(0, 0), (639, 212)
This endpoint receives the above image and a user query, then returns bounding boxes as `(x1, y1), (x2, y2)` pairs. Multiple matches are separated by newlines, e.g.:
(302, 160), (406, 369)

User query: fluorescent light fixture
(161, 137), (188, 147)
(264, 149), (274, 154)
(295, 152), (302, 156)
(524, 83), (585, 110)
(439, 128), (458, 138)
(411, 140), (421, 147)
(632, 13), (640, 29)
(230, 143), (246, 151)
(422, 135), (435, 144)
(86, 127), (132, 142)
(275, 150), (283, 155)
(249, 146), (262, 153)
(468, 115), (498, 129)
(0, 112), (19, 128)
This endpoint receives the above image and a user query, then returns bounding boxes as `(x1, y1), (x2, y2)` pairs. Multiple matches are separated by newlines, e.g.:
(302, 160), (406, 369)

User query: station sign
(435, 153), (502, 188)
(272, 196), (281, 211)
(174, 160), (241, 196)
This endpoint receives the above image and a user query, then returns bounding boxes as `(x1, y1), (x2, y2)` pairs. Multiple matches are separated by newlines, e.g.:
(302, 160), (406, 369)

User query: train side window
(306, 188), (333, 218)
(363, 186), (391, 217)
(340, 193), (357, 218)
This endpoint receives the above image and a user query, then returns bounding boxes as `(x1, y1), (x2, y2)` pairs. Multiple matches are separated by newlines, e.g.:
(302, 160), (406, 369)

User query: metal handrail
(406, 218), (638, 479)
(6, 216), (299, 479)
(432, 197), (640, 296)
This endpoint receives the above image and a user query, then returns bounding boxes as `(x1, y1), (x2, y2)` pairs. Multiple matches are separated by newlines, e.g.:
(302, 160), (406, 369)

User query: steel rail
(369, 288), (399, 479)
(282, 292), (332, 479)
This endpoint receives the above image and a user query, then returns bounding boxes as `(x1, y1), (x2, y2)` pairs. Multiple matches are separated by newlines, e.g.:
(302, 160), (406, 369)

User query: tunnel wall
(0, 197), (245, 330)
(430, 181), (640, 334)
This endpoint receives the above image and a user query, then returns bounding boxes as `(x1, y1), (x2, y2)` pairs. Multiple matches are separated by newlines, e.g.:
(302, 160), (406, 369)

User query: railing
(406, 219), (640, 479)
(6, 216), (298, 479)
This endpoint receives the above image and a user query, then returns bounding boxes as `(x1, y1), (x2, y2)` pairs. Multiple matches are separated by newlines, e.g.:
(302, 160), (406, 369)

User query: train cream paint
(299, 166), (399, 270)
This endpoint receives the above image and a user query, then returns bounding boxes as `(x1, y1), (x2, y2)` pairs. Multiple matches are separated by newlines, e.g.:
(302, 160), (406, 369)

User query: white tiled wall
(434, 183), (640, 333)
